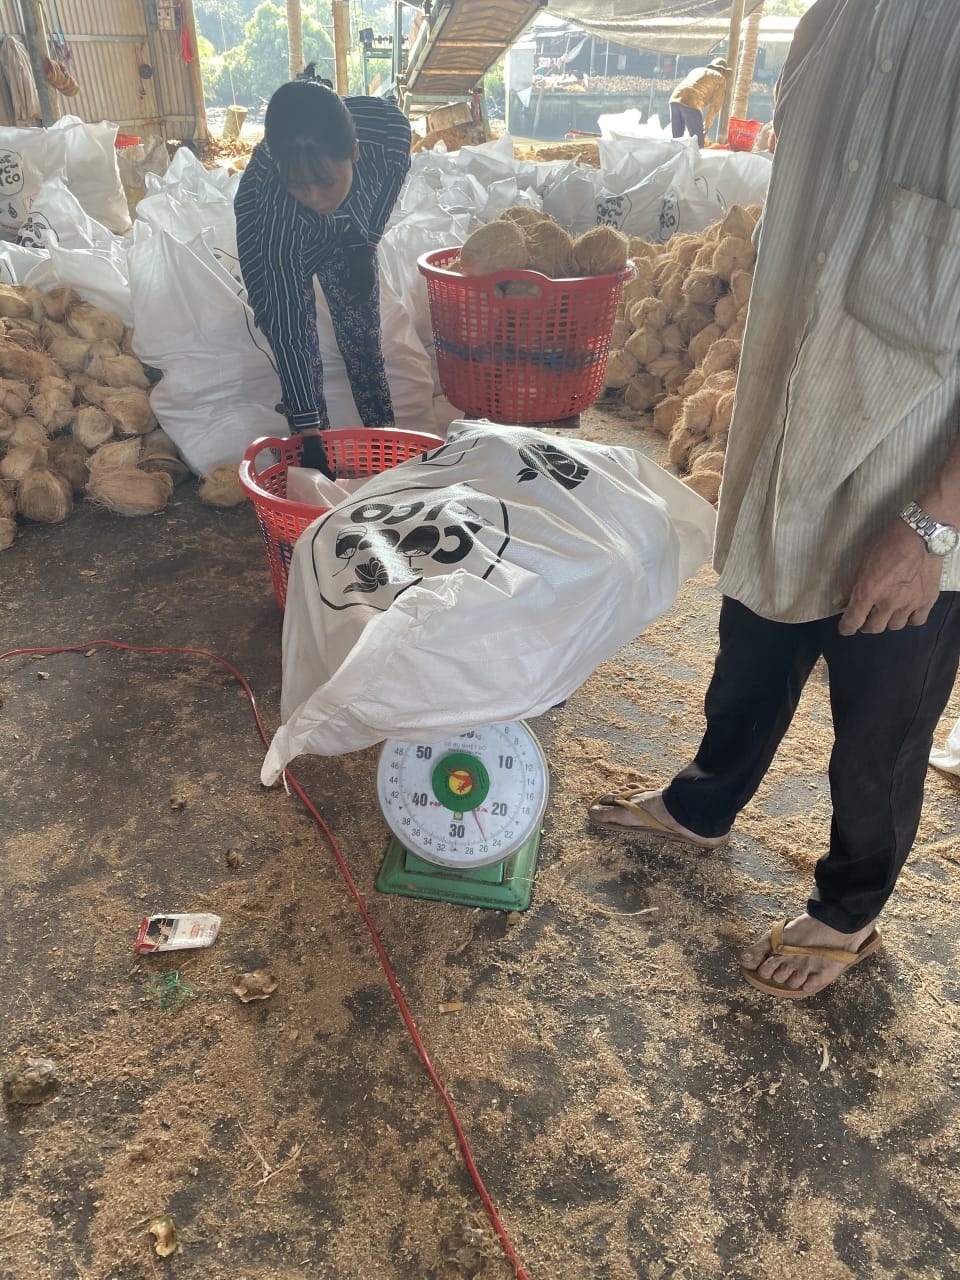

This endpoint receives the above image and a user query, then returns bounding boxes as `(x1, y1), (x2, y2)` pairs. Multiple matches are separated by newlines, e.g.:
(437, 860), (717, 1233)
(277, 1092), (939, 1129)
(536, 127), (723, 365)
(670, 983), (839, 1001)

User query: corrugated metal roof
(405, 0), (545, 98)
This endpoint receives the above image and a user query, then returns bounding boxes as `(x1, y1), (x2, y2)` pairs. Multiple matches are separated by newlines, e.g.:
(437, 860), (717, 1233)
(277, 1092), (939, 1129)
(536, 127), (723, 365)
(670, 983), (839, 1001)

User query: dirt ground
(1, 403), (959, 1280)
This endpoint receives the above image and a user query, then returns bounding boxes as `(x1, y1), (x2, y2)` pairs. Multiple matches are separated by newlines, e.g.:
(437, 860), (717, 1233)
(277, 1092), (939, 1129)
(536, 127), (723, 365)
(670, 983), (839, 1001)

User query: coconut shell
(65, 301), (125, 345)
(683, 468), (722, 505)
(459, 221), (528, 276)
(571, 226), (629, 276)
(47, 437), (89, 493)
(701, 337), (741, 377)
(0, 477), (15, 519)
(0, 377), (31, 417)
(30, 391), (74, 434)
(624, 329), (663, 366)
(73, 406), (116, 450)
(688, 323), (725, 366)
(10, 416), (49, 448)
(0, 441), (48, 480)
(602, 349), (638, 391)
(41, 287), (80, 322)
(16, 468), (73, 523)
(0, 343), (58, 385)
(524, 221), (576, 278)
(0, 516), (15, 550)
(87, 468), (173, 516)
(199, 464), (246, 507)
(47, 335), (91, 373)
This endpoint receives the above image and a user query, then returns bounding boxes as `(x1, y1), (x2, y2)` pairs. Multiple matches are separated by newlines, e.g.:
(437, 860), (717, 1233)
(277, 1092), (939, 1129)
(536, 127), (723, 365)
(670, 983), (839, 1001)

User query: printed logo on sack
(17, 212), (57, 249)
(658, 188), (680, 242)
(309, 486), (510, 611)
(517, 441), (589, 490)
(0, 151), (24, 196)
(596, 192), (632, 230)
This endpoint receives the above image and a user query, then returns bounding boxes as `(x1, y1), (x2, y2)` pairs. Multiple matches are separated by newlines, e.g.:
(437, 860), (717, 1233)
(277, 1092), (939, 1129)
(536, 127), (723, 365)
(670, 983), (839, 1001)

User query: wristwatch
(899, 500), (960, 557)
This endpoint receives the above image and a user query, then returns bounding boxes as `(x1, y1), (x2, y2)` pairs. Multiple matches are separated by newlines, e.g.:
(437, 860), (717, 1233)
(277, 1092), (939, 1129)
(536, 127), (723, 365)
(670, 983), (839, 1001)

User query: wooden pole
(286, 0), (304, 79)
(332, 0), (350, 95)
(732, 1), (763, 120)
(19, 0), (56, 125)
(180, 0), (212, 144)
(717, 0), (747, 145)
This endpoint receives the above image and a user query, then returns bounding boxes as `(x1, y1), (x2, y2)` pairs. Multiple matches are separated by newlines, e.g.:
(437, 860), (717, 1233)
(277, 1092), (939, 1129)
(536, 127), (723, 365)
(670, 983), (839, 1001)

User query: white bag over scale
(51, 115), (131, 234)
(261, 422), (715, 777)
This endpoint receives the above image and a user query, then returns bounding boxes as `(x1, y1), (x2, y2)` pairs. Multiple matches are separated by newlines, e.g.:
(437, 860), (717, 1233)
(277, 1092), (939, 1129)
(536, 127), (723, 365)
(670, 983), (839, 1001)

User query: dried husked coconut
(1, 317), (42, 349)
(88, 438), (142, 474)
(646, 352), (688, 382)
(65, 301), (125, 345)
(684, 468), (722, 505)
(624, 371), (662, 414)
(140, 428), (179, 459)
(99, 388), (156, 436)
(713, 292), (739, 330)
(730, 269), (753, 310)
(30, 391), (74, 434)
(46, 333), (91, 374)
(459, 221), (528, 276)
(47, 437), (89, 493)
(87, 468), (173, 516)
(675, 302), (715, 342)
(0, 477), (15, 518)
(652, 394), (684, 438)
(621, 256), (654, 297)
(679, 368), (706, 398)
(199, 464), (246, 507)
(724, 310), (747, 341)
(610, 316), (632, 348)
(525, 221), (576, 277)
(713, 235), (756, 282)
(10, 417), (49, 448)
(668, 235), (702, 270)
(0, 408), (12, 443)
(0, 284), (41, 320)
(571, 226), (629, 276)
(91, 353), (150, 391)
(667, 422), (701, 470)
(682, 271), (723, 307)
(73, 405), (116, 449)
(0, 516), (14, 550)
(662, 359), (695, 396)
(657, 276), (685, 316)
(628, 237), (659, 264)
(0, 441), (48, 480)
(658, 323), (685, 353)
(602, 349), (638, 391)
(0, 343), (58, 385)
(720, 205), (756, 242)
(624, 328), (663, 366)
(16, 468), (72, 523)
(628, 296), (667, 332)
(688, 323), (724, 366)
(677, 387), (717, 437)
(690, 444), (727, 473)
(139, 453), (190, 486)
(0, 377), (31, 417)
(120, 328), (137, 356)
(40, 286), (79, 322)
(701, 337), (741, 377)
(69, 371), (101, 402)
(498, 206), (551, 230)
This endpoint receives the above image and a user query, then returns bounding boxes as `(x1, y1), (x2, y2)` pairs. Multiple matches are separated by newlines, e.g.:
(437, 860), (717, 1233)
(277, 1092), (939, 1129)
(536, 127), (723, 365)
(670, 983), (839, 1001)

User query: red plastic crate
(418, 248), (633, 423)
(238, 427), (444, 609)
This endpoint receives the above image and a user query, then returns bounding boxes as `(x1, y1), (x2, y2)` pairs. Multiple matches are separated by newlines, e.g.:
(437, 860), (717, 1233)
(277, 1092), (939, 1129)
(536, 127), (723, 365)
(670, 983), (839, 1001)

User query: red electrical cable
(0, 639), (531, 1280)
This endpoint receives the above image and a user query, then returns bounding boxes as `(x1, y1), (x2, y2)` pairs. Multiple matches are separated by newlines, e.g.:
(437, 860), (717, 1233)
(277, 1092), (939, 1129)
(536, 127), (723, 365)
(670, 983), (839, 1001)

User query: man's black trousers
(662, 593), (960, 932)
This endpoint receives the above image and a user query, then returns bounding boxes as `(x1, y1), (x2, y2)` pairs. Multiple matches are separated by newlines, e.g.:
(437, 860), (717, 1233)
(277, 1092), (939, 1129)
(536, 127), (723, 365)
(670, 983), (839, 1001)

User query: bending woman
(235, 81), (411, 470)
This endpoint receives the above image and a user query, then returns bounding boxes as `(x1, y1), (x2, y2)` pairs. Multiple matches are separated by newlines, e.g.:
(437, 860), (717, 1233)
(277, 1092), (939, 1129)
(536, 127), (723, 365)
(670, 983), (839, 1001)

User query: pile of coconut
(455, 210), (630, 280)
(603, 203), (761, 505)
(0, 284), (241, 551)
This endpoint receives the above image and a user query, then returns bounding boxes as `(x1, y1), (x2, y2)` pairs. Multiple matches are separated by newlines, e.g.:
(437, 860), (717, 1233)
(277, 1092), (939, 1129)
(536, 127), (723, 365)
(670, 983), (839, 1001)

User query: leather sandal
(739, 919), (883, 999)
(587, 787), (729, 849)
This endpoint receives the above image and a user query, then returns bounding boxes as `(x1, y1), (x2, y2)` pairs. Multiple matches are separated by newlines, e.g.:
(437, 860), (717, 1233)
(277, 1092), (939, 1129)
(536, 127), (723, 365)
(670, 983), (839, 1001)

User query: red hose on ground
(0, 638), (531, 1280)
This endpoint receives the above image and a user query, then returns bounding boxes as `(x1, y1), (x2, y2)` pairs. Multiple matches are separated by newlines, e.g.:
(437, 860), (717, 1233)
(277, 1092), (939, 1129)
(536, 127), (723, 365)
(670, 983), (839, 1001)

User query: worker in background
(669, 57), (731, 146)
(235, 81), (411, 475)
(590, 0), (960, 1000)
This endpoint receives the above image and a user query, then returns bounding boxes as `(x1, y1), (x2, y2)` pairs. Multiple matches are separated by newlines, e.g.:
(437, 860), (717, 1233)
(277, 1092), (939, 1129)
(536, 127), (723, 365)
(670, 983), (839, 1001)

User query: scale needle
(472, 810), (486, 838)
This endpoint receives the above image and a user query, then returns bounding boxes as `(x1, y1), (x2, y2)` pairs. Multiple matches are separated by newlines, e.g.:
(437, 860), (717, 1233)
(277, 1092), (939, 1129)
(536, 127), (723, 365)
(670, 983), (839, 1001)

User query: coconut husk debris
(603, 203), (761, 505)
(0, 284), (222, 551)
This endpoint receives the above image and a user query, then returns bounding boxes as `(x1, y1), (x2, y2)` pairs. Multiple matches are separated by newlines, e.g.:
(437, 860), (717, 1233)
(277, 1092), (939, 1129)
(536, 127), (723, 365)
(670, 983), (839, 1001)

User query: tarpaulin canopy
(548, 0), (767, 55)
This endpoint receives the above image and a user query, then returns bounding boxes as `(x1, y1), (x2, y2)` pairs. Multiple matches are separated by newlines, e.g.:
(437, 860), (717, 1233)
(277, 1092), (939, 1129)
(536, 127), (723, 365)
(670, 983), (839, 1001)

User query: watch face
(928, 526), (960, 556)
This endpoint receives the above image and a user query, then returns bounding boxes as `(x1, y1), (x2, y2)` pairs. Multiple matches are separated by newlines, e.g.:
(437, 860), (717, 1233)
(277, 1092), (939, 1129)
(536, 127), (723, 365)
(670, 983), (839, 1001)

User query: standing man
(589, 0), (960, 999)
(668, 57), (731, 146)
(235, 80), (411, 473)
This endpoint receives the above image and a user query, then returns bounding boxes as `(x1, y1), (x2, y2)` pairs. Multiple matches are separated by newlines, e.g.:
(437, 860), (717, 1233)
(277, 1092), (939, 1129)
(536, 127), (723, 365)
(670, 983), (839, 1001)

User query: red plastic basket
(417, 249), (633, 424)
(238, 427), (444, 609)
(727, 118), (762, 152)
(114, 133), (141, 149)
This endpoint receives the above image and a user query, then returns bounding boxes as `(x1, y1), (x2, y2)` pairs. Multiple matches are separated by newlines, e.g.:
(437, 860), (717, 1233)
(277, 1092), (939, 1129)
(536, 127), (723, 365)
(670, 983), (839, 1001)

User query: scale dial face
(377, 722), (549, 870)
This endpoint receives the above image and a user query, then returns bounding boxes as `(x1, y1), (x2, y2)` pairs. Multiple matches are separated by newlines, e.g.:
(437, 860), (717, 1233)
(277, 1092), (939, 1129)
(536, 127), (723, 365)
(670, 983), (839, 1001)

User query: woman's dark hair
(264, 80), (357, 188)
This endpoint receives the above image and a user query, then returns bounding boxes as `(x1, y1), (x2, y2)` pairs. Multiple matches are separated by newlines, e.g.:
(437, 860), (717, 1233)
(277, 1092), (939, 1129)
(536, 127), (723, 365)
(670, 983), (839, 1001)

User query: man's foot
(587, 788), (729, 849)
(739, 913), (882, 999)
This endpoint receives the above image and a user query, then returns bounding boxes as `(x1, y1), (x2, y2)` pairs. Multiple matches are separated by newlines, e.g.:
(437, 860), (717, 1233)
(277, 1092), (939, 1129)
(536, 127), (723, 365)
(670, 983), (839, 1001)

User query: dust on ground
(1, 403), (958, 1280)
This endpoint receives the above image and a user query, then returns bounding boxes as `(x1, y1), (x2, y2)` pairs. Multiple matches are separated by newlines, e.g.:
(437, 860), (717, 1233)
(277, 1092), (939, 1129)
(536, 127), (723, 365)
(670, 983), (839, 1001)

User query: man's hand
(838, 521), (942, 636)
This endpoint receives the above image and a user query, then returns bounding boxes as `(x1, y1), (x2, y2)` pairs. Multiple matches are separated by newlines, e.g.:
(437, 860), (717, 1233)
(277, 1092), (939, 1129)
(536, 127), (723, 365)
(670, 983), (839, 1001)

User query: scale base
(376, 835), (540, 912)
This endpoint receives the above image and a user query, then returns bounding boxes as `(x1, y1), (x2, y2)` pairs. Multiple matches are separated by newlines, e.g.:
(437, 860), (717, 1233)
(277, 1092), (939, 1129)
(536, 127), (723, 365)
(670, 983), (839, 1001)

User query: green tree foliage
(762, 0), (816, 15)
(202, 2), (335, 106)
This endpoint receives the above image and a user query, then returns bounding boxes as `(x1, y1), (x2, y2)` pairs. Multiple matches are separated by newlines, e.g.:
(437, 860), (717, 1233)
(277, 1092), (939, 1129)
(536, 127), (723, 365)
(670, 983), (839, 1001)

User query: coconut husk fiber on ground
(0, 403), (957, 1280)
